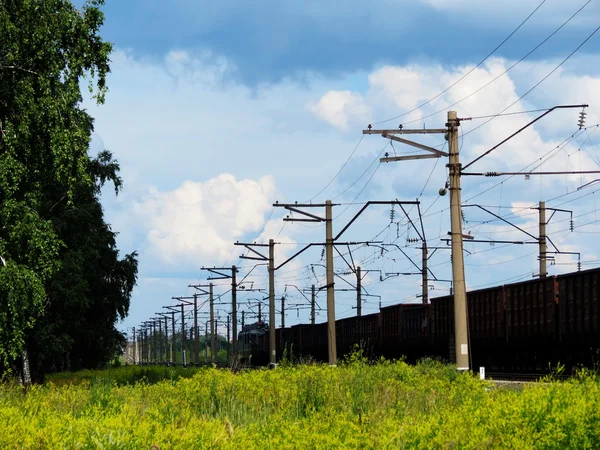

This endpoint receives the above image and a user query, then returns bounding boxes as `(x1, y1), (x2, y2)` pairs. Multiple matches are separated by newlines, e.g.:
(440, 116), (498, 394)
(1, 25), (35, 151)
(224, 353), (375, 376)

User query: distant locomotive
(238, 320), (269, 365)
(239, 266), (600, 374)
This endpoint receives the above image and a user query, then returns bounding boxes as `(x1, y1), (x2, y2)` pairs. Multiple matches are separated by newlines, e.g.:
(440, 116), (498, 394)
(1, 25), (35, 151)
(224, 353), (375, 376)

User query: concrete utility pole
(274, 200), (406, 365)
(226, 314), (230, 363)
(210, 284), (216, 364)
(158, 319), (163, 363)
(258, 302), (262, 322)
(163, 316), (169, 364)
(356, 266), (362, 317)
(539, 201), (547, 278)
(269, 239), (276, 366)
(205, 321), (209, 359)
(281, 296), (285, 328)
(422, 243), (429, 304)
(132, 328), (136, 365)
(194, 293), (199, 364)
(233, 240), (276, 366)
(153, 321), (158, 363)
(231, 266), (238, 365)
(170, 312), (175, 364)
(447, 111), (469, 371)
(325, 200), (336, 365)
(311, 285), (316, 325)
(202, 266), (239, 365)
(362, 114), (468, 370)
(180, 303), (186, 366)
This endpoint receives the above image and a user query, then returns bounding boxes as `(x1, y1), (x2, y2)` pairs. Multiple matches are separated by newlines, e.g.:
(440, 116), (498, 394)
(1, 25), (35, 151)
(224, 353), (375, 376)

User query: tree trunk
(22, 348), (32, 387)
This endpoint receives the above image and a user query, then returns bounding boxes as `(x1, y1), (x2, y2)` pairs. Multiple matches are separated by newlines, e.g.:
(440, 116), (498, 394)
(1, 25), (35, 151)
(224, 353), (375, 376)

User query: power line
(305, 134), (365, 203)
(460, 22), (600, 142)
(371, 0), (549, 126)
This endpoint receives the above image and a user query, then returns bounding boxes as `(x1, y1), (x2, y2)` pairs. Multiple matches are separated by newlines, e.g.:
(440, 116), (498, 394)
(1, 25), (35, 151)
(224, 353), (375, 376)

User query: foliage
(1, 359), (600, 448)
(0, 0), (114, 366)
(25, 149), (138, 379)
(47, 365), (204, 387)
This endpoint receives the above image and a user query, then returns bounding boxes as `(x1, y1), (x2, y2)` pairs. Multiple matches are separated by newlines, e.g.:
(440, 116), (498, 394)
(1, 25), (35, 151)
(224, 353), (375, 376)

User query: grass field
(1, 355), (599, 449)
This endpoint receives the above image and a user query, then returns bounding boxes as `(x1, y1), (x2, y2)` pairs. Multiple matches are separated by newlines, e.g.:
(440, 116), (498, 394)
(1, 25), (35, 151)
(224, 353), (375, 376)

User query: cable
(305, 134), (364, 203)
(460, 23), (600, 145)
(371, 0), (548, 126)
(380, 1), (589, 129)
(332, 142), (388, 201)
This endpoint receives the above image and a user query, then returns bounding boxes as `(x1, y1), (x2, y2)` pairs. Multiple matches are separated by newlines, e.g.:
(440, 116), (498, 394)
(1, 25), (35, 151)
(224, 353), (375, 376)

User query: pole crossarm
(383, 132), (449, 157)
(381, 154), (440, 162)
(187, 284), (210, 295)
(462, 170), (600, 177)
(172, 296), (194, 306)
(234, 242), (269, 261)
(363, 128), (447, 135)
(363, 127), (448, 161)
(462, 204), (539, 241)
(463, 104), (589, 170)
(334, 200), (420, 241)
(441, 238), (537, 245)
(201, 267), (239, 280)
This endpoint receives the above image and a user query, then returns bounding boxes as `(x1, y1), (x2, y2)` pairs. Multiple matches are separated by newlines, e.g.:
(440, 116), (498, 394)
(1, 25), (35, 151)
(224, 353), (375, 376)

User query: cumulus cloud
(308, 90), (371, 130)
(134, 174), (276, 266)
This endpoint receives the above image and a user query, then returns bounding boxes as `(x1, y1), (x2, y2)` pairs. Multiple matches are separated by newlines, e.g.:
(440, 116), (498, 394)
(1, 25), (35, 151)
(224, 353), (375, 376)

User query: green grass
(46, 364), (205, 386)
(2, 355), (600, 448)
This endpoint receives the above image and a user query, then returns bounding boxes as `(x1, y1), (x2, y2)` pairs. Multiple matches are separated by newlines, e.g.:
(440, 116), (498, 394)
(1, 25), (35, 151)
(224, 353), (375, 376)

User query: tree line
(0, 0), (137, 382)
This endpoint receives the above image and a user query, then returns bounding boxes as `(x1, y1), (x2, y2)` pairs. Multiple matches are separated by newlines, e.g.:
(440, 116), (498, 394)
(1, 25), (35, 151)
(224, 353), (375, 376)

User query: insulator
(390, 206), (395, 222)
(484, 172), (500, 177)
(578, 110), (587, 129)
(321, 248), (325, 259)
(461, 210), (466, 223)
(380, 247), (384, 256)
(578, 261), (582, 271)
(297, 309), (299, 317)
(570, 219), (574, 232)
(396, 223), (400, 238)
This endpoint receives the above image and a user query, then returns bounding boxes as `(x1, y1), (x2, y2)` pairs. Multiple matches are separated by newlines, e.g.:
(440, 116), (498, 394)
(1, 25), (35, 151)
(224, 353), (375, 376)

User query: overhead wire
(371, 0), (549, 126)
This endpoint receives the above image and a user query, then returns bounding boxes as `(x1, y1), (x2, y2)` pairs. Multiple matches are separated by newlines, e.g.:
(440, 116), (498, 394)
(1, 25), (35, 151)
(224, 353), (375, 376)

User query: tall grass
(1, 356), (599, 448)
(47, 364), (204, 386)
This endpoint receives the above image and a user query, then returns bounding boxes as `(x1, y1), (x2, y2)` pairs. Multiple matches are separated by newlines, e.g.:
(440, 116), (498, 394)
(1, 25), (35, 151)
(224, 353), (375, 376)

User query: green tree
(0, 0), (113, 375)
(26, 150), (138, 379)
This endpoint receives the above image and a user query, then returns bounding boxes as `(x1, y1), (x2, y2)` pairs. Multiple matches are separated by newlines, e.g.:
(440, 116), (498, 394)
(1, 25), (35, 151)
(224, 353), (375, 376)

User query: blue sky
(83, 0), (600, 336)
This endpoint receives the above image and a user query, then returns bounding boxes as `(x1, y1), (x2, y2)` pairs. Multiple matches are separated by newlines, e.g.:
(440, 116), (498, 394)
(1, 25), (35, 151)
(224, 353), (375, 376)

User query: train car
(380, 303), (431, 361)
(238, 321), (269, 365)
(238, 267), (600, 374)
(557, 267), (600, 369)
(335, 312), (380, 360)
(504, 276), (558, 372)
(299, 322), (328, 362)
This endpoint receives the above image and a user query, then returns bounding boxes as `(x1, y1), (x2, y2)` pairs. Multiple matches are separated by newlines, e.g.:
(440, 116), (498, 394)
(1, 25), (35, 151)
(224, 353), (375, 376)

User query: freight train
(238, 267), (600, 374)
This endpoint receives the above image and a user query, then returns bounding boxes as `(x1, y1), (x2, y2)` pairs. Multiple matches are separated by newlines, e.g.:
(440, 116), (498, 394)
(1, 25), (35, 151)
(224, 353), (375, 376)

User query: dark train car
(402, 304), (432, 361)
(557, 267), (600, 368)
(380, 303), (431, 361)
(359, 312), (381, 357)
(430, 295), (454, 362)
(238, 321), (269, 365)
(467, 285), (507, 371)
(504, 276), (558, 372)
(432, 277), (559, 372)
(336, 316), (358, 359)
(300, 322), (328, 362)
(335, 313), (380, 360)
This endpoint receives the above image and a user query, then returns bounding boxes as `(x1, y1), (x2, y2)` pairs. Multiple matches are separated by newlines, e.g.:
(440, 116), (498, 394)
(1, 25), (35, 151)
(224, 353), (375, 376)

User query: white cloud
(134, 174), (276, 266)
(308, 90), (371, 130)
